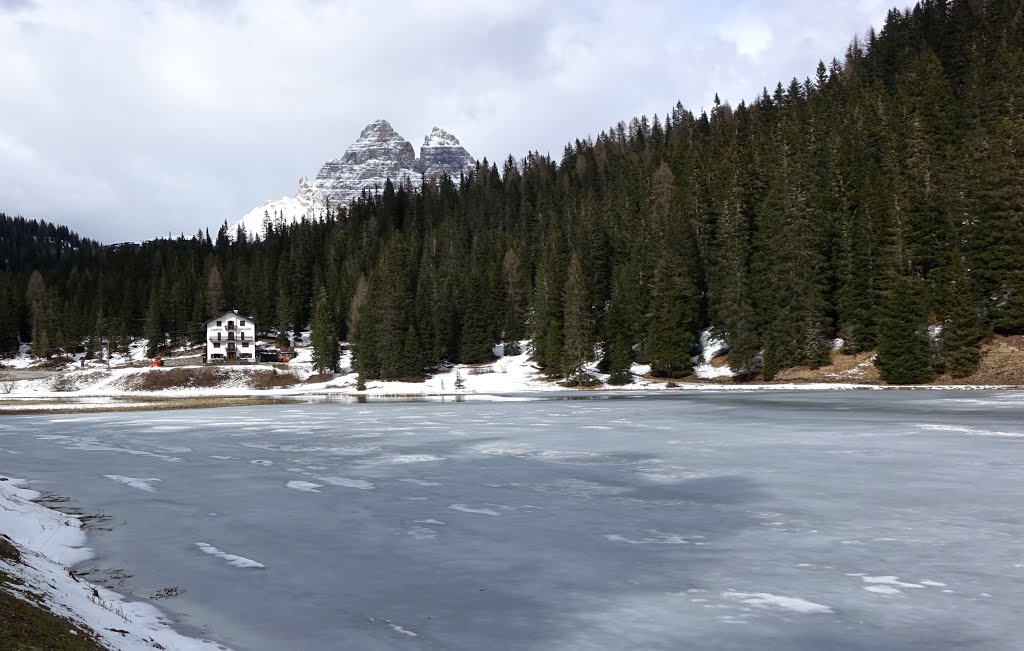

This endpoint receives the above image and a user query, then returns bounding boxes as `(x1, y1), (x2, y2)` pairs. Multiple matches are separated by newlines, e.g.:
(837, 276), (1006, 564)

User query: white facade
(206, 311), (256, 363)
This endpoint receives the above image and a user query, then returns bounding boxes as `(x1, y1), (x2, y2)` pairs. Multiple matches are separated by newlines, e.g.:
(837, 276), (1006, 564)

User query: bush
(302, 373), (335, 384)
(249, 370), (299, 390)
(123, 367), (228, 391)
(0, 535), (20, 563)
(563, 372), (601, 388)
(51, 374), (78, 392)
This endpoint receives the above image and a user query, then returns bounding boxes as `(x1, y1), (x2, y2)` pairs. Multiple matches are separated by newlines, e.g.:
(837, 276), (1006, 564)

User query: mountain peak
(424, 127), (461, 147)
(232, 119), (476, 233)
(358, 118), (400, 142)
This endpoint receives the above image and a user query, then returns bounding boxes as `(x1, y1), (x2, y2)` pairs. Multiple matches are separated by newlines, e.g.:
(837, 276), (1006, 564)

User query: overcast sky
(0, 0), (897, 242)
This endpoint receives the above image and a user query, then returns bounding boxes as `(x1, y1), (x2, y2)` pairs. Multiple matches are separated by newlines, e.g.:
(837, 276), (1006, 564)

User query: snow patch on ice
(605, 531), (700, 545)
(721, 591), (833, 614)
(389, 622), (418, 637)
(104, 475), (161, 492)
(398, 477), (442, 486)
(449, 504), (500, 516)
(195, 542), (266, 569)
(864, 585), (902, 595)
(319, 476), (374, 490)
(917, 423), (1023, 438)
(286, 480), (322, 492)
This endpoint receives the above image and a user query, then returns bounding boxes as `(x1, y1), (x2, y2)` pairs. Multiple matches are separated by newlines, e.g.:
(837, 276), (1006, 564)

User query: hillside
(1, 0), (1022, 387)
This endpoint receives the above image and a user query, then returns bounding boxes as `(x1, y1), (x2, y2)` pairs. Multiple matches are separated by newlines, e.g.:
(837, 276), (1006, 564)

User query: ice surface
(2, 392), (1023, 651)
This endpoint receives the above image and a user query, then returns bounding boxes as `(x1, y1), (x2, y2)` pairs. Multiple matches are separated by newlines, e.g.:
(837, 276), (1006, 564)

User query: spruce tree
(877, 276), (937, 384)
(561, 254), (592, 380)
(144, 288), (162, 358)
(310, 285), (339, 373)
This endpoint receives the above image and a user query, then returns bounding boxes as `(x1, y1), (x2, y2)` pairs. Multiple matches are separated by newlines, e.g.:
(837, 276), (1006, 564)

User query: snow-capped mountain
(232, 176), (315, 236)
(232, 120), (475, 234)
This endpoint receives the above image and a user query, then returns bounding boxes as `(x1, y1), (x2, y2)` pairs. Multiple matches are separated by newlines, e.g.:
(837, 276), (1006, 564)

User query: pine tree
(877, 275), (936, 384)
(144, 288), (162, 358)
(561, 254), (592, 380)
(25, 270), (46, 353)
(206, 262), (224, 317)
(310, 285), (339, 373)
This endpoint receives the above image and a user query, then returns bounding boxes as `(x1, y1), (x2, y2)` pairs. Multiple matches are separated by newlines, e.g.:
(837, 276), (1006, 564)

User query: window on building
(240, 320), (246, 326)
(214, 342), (220, 348)
(216, 320), (222, 326)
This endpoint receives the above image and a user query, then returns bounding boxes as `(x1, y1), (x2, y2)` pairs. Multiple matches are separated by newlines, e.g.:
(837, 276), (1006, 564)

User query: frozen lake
(1, 391), (1022, 650)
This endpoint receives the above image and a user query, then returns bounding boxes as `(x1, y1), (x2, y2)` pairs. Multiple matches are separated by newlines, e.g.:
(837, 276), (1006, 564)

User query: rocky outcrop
(232, 120), (475, 234)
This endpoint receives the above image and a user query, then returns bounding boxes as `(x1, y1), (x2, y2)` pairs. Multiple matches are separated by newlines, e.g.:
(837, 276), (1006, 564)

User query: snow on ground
(694, 329), (735, 379)
(3, 335), (1021, 411)
(0, 476), (234, 650)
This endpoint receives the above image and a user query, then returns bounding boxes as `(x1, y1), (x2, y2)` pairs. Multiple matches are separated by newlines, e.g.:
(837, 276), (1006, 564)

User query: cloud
(0, 0), (895, 241)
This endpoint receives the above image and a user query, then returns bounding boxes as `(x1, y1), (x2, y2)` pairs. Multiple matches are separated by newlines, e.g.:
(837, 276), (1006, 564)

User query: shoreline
(0, 475), (234, 651)
(3, 383), (1024, 414)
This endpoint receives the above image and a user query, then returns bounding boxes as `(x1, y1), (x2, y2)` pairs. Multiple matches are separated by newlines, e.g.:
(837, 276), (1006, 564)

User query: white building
(206, 311), (256, 363)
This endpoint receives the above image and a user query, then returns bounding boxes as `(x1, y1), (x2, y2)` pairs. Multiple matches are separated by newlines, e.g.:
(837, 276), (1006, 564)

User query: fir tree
(877, 276), (936, 384)
(310, 285), (339, 373)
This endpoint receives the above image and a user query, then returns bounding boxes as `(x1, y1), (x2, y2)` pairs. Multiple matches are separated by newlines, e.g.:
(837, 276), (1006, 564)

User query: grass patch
(0, 570), (108, 651)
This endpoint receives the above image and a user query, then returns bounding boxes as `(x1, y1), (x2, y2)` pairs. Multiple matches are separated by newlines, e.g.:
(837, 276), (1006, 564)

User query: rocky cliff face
(233, 120), (475, 234)
(416, 127), (475, 181)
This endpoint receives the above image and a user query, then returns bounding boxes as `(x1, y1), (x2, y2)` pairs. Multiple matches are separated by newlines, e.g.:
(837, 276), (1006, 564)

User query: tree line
(2, 0), (1022, 384)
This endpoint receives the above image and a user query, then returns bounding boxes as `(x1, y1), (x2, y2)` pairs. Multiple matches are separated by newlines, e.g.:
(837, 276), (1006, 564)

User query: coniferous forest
(1, 0), (1023, 385)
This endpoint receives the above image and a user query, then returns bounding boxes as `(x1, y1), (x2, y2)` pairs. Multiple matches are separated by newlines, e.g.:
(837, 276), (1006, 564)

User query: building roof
(204, 310), (255, 326)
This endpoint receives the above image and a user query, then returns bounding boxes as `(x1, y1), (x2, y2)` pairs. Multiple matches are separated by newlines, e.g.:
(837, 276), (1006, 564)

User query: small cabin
(206, 311), (256, 364)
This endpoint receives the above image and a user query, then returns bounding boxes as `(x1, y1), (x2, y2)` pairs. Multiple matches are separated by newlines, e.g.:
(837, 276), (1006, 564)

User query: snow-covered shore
(2, 338), (1021, 414)
(0, 475), (232, 650)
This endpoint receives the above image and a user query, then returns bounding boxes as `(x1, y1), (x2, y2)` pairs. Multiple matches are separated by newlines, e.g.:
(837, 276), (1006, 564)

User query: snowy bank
(0, 475), (232, 650)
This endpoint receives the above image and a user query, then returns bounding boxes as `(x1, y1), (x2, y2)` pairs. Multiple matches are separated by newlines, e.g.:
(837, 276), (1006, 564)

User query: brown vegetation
(118, 367), (229, 391)
(0, 536), (20, 563)
(0, 571), (108, 651)
(939, 336), (1024, 385)
(771, 350), (881, 384)
(249, 370), (299, 390)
